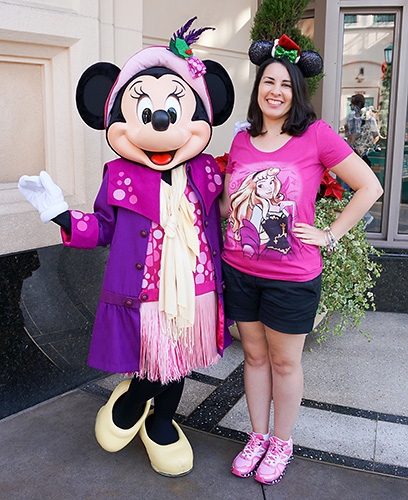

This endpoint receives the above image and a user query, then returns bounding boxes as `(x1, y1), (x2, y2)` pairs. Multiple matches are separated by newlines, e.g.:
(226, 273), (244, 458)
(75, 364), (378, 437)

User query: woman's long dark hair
(247, 57), (316, 137)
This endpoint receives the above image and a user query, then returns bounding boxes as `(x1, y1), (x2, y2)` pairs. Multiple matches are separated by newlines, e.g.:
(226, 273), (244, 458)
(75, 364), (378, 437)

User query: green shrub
(314, 194), (382, 341)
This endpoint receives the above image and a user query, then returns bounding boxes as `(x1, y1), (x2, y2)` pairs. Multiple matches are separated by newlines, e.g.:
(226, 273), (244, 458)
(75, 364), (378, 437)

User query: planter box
(370, 249), (408, 313)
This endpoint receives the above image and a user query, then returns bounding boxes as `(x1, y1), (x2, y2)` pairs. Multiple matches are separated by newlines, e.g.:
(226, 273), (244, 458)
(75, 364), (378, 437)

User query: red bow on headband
(273, 34), (301, 63)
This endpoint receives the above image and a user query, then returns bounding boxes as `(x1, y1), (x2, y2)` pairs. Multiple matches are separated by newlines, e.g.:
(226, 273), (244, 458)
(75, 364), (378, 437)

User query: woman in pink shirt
(219, 35), (383, 485)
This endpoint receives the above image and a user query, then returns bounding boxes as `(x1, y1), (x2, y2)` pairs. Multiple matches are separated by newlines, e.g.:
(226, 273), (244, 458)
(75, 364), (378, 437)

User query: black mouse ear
(203, 60), (234, 126)
(76, 62), (121, 130)
(248, 40), (274, 66)
(297, 50), (323, 78)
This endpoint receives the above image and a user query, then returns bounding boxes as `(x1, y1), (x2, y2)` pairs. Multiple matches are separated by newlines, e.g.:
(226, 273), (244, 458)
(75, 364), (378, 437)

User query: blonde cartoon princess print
(229, 167), (296, 259)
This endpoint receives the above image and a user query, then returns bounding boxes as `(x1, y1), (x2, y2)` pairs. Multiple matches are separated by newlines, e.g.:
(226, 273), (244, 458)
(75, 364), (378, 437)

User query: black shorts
(222, 261), (322, 334)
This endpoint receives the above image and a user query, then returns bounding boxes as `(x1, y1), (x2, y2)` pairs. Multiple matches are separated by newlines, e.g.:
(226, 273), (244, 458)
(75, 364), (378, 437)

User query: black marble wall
(370, 249), (408, 313)
(0, 244), (109, 419)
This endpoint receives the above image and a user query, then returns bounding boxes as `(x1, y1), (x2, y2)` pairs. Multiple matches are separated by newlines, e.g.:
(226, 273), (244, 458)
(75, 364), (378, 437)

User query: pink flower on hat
(187, 56), (207, 78)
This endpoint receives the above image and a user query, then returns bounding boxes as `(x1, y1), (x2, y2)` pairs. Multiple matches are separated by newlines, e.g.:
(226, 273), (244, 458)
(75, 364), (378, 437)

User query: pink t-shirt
(222, 120), (353, 282)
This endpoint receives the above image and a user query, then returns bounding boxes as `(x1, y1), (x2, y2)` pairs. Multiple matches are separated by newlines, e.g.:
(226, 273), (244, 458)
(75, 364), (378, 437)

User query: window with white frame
(338, 9), (407, 249)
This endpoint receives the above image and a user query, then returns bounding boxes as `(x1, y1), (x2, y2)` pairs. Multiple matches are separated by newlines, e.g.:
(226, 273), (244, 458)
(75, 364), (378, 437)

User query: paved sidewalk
(91, 311), (408, 477)
(1, 311), (408, 499)
(1, 389), (407, 500)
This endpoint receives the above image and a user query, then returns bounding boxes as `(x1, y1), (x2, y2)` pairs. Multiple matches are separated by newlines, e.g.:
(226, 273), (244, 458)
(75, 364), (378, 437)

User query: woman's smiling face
(257, 62), (293, 126)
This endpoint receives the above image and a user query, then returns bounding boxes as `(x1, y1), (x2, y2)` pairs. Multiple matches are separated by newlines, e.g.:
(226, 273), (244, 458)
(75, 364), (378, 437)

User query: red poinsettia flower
(215, 153), (229, 174)
(320, 169), (345, 200)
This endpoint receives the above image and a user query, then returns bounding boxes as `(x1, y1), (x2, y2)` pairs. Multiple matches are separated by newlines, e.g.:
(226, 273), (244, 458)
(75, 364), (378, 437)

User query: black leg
(112, 377), (162, 429)
(145, 378), (185, 445)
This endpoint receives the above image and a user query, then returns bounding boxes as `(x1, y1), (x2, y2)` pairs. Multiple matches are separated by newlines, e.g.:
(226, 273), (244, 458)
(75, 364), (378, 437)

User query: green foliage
(251, 0), (310, 39)
(314, 194), (382, 342)
(381, 64), (392, 91)
(250, 0), (323, 96)
(221, 217), (229, 241)
(379, 65), (392, 137)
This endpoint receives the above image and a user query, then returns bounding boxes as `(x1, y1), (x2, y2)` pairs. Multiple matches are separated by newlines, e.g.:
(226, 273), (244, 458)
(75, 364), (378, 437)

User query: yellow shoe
(95, 379), (151, 452)
(140, 413), (193, 477)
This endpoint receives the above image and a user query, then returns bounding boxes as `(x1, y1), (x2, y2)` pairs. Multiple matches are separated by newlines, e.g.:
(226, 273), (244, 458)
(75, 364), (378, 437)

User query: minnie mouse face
(107, 72), (211, 171)
(75, 53), (234, 166)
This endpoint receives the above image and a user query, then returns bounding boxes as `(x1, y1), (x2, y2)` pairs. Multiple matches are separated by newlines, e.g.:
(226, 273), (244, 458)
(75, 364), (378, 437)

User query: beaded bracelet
(323, 226), (338, 254)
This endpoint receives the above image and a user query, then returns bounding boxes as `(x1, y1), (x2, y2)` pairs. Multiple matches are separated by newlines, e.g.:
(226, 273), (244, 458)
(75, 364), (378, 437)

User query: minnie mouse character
(18, 17), (234, 477)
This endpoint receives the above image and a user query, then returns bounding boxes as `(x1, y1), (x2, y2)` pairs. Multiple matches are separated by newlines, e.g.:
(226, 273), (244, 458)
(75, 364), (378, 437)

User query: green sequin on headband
(274, 45), (298, 64)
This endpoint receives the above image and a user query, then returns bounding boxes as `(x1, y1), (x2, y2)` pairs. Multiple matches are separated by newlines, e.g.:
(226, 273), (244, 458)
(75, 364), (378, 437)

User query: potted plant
(216, 155), (382, 342)
(313, 171), (382, 341)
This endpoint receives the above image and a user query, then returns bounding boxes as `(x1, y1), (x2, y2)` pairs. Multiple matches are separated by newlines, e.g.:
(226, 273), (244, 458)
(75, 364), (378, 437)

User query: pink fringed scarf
(136, 291), (220, 383)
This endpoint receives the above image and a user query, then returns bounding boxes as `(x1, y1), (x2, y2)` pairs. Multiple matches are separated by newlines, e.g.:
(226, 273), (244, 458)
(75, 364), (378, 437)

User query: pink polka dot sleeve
(61, 210), (99, 249)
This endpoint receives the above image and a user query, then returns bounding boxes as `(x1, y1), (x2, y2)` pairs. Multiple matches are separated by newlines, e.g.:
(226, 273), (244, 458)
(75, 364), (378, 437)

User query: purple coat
(62, 154), (232, 373)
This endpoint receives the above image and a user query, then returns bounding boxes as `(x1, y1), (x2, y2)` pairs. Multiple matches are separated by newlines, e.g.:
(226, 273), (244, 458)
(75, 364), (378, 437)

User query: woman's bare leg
(237, 320), (272, 435)
(265, 327), (306, 441)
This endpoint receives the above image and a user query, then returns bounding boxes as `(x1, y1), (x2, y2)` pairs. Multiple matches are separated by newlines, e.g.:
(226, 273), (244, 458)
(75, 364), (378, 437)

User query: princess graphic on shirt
(229, 167), (296, 259)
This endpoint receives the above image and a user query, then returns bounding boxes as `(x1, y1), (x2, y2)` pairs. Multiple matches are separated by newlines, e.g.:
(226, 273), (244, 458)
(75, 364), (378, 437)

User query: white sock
(262, 432), (269, 441)
(273, 435), (290, 444)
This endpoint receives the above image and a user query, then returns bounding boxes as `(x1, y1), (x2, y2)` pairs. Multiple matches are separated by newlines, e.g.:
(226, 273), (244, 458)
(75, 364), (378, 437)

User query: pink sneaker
(231, 432), (269, 478)
(255, 435), (293, 485)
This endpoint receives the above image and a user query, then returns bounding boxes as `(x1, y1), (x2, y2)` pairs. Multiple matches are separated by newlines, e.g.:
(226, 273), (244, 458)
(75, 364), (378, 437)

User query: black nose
(152, 110), (170, 131)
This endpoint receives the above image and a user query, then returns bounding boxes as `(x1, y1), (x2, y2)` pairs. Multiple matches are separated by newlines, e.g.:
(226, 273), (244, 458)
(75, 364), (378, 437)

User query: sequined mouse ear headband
(248, 34), (323, 78)
(169, 16), (215, 78)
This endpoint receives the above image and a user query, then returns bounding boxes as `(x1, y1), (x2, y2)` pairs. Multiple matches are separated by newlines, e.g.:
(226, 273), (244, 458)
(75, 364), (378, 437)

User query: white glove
(234, 120), (251, 137)
(18, 171), (69, 223)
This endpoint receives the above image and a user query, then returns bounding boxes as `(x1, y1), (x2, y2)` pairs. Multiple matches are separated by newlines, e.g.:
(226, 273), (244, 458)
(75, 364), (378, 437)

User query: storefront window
(339, 14), (395, 233)
(398, 103), (408, 234)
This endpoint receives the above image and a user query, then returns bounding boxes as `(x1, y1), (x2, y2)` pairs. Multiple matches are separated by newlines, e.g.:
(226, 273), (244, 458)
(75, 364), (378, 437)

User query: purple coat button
(140, 230), (148, 238)
(124, 298), (134, 307)
(135, 262), (143, 270)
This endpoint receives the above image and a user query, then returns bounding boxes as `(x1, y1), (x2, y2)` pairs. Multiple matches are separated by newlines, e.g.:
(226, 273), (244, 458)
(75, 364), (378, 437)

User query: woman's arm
(219, 173), (231, 219)
(293, 152), (383, 247)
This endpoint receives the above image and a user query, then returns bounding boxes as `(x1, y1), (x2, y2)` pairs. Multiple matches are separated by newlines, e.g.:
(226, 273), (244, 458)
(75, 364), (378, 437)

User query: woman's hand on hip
(292, 223), (327, 247)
